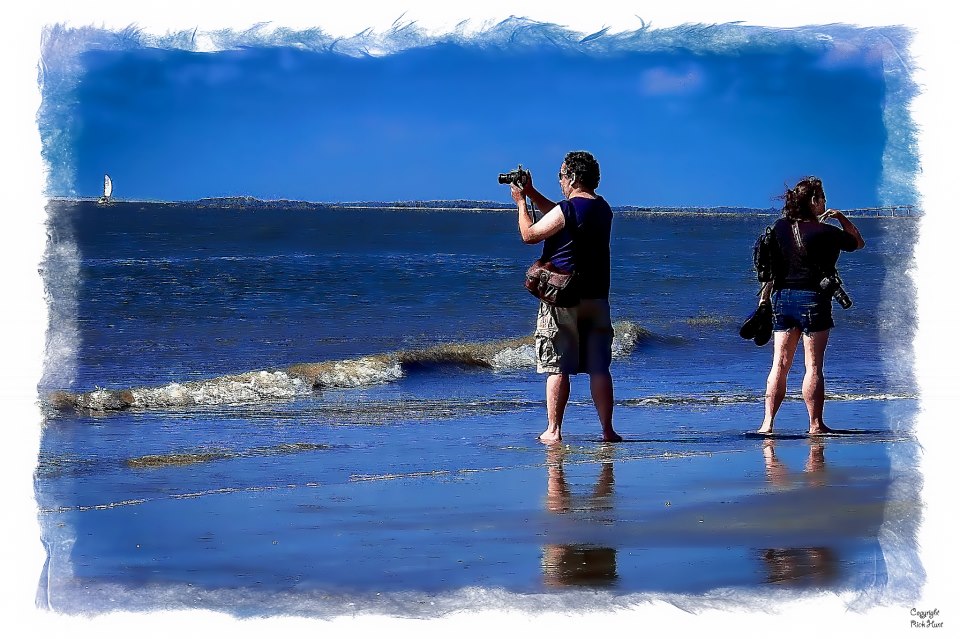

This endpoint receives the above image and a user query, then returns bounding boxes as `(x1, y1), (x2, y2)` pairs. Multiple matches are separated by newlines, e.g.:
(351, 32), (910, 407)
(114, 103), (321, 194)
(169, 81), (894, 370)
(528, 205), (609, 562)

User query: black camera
(820, 273), (852, 309)
(498, 164), (530, 187)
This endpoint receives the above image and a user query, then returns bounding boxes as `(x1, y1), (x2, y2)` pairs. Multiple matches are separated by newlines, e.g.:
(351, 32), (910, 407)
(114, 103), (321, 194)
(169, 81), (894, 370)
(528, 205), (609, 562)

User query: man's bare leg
(545, 446), (570, 512)
(761, 438), (788, 486)
(802, 330), (833, 435)
(540, 373), (569, 443)
(758, 329), (801, 434)
(589, 371), (622, 442)
(805, 442), (827, 486)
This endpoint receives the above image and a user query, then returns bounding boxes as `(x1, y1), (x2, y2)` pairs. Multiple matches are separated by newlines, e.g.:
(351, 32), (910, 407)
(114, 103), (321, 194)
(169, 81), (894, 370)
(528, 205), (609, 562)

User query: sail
(103, 174), (113, 199)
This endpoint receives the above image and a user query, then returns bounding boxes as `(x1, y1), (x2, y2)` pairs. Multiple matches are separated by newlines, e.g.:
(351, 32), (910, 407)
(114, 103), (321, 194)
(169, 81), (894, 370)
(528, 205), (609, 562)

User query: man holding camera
(508, 150), (622, 443)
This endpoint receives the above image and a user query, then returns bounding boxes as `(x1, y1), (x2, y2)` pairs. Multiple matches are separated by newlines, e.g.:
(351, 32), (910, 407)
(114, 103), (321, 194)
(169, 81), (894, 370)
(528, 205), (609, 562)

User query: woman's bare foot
(756, 422), (774, 435)
(601, 430), (623, 443)
(808, 424), (834, 436)
(539, 426), (562, 443)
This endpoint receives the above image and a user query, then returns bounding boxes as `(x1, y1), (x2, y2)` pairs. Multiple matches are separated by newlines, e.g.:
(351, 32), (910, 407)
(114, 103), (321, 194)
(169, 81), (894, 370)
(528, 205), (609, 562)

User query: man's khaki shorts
(535, 298), (614, 375)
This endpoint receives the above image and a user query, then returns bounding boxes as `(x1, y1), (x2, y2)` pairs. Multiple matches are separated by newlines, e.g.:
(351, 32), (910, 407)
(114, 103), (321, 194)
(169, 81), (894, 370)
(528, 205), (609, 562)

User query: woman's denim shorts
(772, 288), (834, 334)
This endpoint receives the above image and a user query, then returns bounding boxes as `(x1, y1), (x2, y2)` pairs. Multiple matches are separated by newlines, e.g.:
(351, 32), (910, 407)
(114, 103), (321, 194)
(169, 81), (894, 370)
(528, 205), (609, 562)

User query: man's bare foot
(601, 430), (622, 443)
(808, 424), (834, 436)
(756, 424), (774, 435)
(539, 426), (562, 443)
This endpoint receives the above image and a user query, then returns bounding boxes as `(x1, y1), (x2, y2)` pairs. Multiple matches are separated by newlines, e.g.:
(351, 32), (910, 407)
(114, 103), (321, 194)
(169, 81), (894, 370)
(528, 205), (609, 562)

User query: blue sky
(43, 20), (913, 208)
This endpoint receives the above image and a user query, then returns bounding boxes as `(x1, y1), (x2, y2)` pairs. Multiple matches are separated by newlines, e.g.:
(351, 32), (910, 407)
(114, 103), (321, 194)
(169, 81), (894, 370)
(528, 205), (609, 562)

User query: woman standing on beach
(757, 177), (865, 435)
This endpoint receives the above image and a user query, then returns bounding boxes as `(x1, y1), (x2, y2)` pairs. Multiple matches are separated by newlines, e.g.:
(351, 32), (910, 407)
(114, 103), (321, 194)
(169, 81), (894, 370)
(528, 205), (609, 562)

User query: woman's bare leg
(758, 329), (801, 434)
(801, 330), (832, 434)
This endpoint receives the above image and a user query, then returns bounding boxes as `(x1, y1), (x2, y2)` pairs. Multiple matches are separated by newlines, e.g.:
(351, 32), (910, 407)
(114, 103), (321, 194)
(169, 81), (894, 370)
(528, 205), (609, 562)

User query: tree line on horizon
(63, 195), (917, 216)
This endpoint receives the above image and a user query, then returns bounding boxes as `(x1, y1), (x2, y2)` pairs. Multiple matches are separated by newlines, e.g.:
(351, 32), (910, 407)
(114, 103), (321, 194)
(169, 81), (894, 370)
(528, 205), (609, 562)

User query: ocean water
(34, 201), (920, 615)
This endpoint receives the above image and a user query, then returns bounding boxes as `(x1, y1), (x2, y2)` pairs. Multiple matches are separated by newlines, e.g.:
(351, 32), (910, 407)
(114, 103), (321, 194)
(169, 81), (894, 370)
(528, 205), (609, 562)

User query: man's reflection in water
(804, 441), (827, 487)
(541, 445), (618, 588)
(759, 438), (838, 586)
(762, 439), (826, 488)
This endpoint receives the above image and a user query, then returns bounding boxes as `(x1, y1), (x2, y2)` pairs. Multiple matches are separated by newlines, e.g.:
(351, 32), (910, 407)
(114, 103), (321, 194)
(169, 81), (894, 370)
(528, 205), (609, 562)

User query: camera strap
(560, 198), (579, 273)
(793, 220), (842, 282)
(791, 221), (807, 257)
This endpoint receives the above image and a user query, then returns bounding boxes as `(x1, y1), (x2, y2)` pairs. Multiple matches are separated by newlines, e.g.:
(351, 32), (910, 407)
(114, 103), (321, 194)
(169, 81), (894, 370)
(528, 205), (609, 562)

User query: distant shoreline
(47, 196), (919, 217)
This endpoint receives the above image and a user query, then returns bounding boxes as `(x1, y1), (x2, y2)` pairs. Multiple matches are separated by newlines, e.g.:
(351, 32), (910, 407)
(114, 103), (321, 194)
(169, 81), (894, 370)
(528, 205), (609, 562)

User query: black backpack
(752, 225), (780, 283)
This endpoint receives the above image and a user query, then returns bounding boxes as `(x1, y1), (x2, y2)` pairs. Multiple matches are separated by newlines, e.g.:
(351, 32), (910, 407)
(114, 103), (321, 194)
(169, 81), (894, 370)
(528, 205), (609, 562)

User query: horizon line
(48, 195), (919, 215)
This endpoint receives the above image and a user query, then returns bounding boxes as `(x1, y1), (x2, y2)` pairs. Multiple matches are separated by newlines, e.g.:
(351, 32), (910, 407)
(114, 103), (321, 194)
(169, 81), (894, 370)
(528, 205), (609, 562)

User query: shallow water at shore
(36, 394), (916, 614)
(36, 203), (920, 615)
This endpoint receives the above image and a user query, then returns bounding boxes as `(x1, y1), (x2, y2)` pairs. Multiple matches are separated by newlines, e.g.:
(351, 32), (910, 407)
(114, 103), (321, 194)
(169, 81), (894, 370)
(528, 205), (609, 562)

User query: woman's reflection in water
(541, 444), (618, 588)
(760, 438), (838, 586)
(762, 547), (838, 586)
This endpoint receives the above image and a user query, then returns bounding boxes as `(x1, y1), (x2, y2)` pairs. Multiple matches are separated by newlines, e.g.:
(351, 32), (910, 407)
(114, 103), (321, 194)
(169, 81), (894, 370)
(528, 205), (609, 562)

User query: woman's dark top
(772, 217), (859, 291)
(540, 196), (613, 299)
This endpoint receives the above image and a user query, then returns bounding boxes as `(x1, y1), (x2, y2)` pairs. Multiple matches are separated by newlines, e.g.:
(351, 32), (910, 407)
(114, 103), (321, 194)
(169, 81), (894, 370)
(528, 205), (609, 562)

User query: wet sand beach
(36, 396), (917, 616)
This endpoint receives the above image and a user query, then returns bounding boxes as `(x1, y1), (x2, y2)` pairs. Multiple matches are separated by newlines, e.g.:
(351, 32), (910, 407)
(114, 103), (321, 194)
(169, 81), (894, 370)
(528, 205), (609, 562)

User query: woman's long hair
(781, 177), (825, 221)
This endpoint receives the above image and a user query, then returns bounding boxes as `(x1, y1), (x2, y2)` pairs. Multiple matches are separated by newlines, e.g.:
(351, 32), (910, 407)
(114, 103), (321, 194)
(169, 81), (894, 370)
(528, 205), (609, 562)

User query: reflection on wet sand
(542, 545), (618, 588)
(762, 439), (826, 488)
(541, 445), (618, 588)
(759, 438), (838, 587)
(762, 547), (838, 586)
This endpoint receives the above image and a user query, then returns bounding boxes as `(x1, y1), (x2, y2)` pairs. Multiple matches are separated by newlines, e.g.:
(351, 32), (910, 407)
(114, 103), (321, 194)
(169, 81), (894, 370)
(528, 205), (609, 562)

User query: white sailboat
(98, 174), (113, 205)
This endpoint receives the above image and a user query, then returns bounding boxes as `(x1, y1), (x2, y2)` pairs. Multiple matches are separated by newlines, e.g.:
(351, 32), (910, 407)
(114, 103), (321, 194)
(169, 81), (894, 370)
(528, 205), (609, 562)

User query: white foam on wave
(61, 357), (405, 411)
(490, 345), (537, 369)
(131, 370), (310, 408)
(827, 392), (917, 401)
(622, 391), (916, 408)
(612, 321), (646, 357)
(489, 320), (646, 370)
(309, 357), (405, 388)
(708, 394), (758, 404)
(70, 388), (131, 411)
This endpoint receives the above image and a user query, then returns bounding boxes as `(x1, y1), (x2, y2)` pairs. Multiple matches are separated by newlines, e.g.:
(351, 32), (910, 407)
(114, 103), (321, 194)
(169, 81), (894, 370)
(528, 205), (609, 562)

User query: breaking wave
(48, 320), (651, 412)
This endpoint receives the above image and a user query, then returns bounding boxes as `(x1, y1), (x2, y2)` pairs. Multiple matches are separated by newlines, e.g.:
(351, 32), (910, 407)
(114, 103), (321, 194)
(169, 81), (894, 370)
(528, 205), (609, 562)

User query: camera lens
(835, 289), (852, 309)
